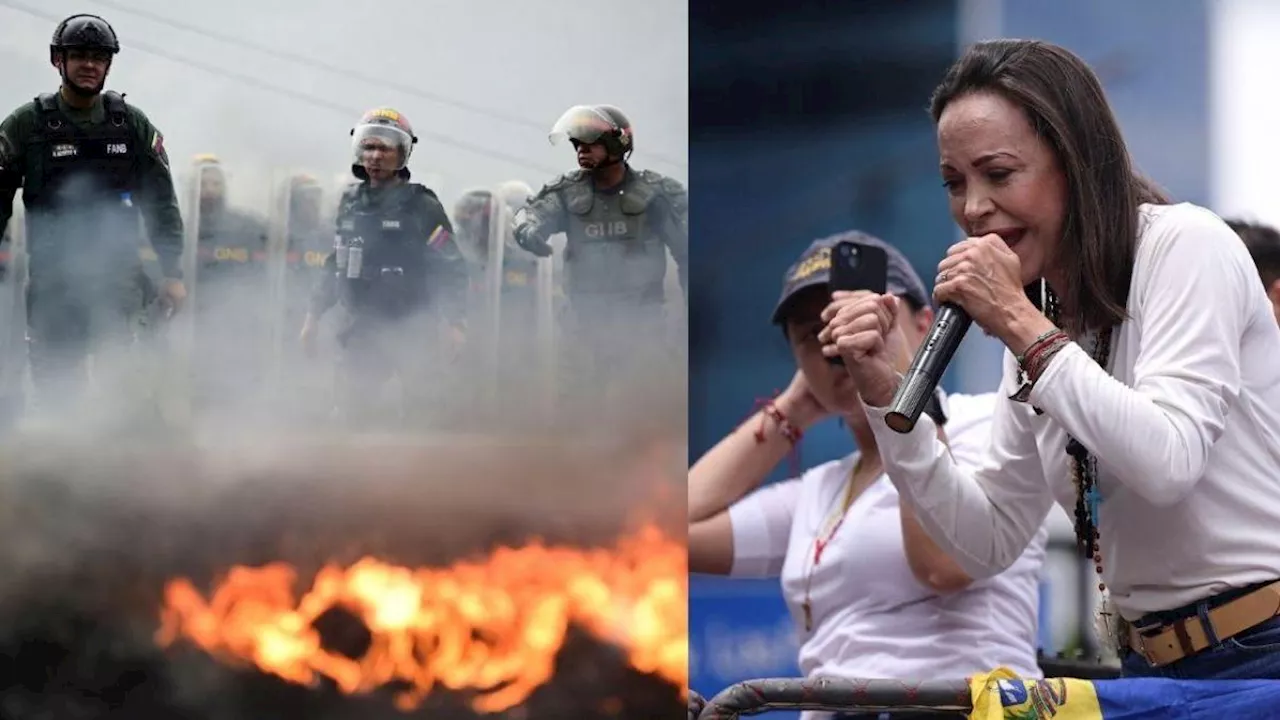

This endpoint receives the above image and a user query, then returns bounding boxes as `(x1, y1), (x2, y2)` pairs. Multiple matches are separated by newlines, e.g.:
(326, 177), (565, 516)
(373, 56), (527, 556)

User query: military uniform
(310, 180), (467, 425)
(517, 165), (688, 384)
(0, 89), (183, 415)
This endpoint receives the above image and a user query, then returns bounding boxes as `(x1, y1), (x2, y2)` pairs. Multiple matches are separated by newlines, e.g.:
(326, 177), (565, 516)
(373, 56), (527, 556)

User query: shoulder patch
(149, 129), (169, 170)
(426, 225), (453, 250)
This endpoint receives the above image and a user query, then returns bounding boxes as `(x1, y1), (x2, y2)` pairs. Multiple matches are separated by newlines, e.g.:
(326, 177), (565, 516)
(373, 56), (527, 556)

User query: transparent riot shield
(263, 170), (334, 426)
(482, 195), (560, 426)
(663, 249), (688, 368)
(533, 242), (558, 424)
(263, 171), (292, 402)
(477, 189), (506, 418)
(157, 160), (205, 427)
(0, 204), (28, 425)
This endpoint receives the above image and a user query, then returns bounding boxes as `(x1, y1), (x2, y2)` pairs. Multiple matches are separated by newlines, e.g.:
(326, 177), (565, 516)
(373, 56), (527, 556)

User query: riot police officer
(512, 104), (688, 398)
(300, 107), (467, 427)
(0, 14), (185, 422)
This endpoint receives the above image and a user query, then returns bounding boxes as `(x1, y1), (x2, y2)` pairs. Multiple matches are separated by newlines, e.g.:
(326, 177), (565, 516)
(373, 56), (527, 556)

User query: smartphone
(830, 240), (888, 295)
(826, 241), (889, 365)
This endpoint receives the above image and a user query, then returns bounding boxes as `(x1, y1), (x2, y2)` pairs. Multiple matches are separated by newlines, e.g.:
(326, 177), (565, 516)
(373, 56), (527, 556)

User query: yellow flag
(968, 667), (1103, 720)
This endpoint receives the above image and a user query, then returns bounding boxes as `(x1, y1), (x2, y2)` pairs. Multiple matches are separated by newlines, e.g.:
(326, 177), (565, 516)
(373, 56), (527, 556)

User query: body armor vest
(335, 184), (430, 319)
(560, 170), (666, 303)
(23, 91), (136, 209)
(21, 91), (140, 277)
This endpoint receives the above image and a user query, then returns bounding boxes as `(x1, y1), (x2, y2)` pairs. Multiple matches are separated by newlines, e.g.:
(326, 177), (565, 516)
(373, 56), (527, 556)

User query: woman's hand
(774, 369), (831, 431)
(818, 291), (903, 407)
(934, 234), (1049, 350)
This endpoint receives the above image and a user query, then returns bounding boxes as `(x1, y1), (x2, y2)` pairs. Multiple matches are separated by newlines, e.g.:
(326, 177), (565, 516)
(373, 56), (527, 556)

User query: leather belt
(1127, 580), (1280, 667)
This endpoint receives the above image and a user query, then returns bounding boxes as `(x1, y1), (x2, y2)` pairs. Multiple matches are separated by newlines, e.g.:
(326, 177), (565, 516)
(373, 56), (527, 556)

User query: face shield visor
(547, 105), (619, 147)
(352, 123), (413, 172)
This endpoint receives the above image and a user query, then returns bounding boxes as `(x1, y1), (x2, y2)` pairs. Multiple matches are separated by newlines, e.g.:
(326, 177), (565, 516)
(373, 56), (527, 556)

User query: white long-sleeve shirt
(864, 202), (1280, 620)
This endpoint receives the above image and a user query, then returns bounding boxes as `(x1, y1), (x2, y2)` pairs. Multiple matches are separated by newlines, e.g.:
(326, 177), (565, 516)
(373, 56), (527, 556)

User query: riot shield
(472, 185), (561, 425)
(0, 204), (28, 426)
(476, 187), (506, 418)
(533, 242), (557, 424)
(264, 170), (334, 426)
(166, 156), (280, 428)
(263, 171), (292, 402)
(157, 159), (206, 427)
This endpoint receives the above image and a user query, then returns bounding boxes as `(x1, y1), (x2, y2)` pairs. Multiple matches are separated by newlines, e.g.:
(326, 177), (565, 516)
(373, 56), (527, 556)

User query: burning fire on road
(156, 524), (687, 714)
(0, 431), (687, 719)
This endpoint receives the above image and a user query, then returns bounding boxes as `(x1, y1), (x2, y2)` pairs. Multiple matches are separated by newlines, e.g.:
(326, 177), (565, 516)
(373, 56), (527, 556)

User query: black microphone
(884, 302), (972, 434)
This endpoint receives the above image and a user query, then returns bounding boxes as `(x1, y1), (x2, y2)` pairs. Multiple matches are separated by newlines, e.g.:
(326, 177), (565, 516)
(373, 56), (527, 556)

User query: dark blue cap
(772, 230), (930, 324)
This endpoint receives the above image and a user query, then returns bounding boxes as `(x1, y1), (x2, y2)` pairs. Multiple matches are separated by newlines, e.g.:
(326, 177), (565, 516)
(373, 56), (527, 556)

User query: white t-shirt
(728, 392), (1046, 690)
(865, 202), (1280, 620)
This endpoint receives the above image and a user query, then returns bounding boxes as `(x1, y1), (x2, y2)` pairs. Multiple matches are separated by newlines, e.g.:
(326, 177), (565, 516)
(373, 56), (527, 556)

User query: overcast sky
(0, 0), (688, 214)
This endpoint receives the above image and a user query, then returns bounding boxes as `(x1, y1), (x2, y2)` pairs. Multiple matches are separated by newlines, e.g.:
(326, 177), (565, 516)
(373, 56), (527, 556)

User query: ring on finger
(938, 270), (949, 284)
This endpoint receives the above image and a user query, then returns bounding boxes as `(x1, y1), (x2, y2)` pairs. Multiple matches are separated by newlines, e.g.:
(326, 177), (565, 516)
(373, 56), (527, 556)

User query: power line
(0, 0), (563, 176)
(87, 0), (687, 171)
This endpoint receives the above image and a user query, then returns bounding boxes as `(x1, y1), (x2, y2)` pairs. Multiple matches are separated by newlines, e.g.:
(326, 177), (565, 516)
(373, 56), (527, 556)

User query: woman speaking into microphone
(821, 38), (1280, 680)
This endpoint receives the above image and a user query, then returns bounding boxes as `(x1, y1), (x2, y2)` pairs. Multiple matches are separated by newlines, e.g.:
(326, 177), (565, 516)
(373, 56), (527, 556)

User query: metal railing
(695, 677), (972, 719)
(690, 653), (1120, 719)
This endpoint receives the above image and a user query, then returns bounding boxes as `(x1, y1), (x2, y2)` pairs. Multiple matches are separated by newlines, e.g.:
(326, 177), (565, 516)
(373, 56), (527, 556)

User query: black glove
(514, 226), (553, 258)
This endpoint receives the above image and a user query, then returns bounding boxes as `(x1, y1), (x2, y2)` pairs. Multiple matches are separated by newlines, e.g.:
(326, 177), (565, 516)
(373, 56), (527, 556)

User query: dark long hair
(929, 39), (1168, 333)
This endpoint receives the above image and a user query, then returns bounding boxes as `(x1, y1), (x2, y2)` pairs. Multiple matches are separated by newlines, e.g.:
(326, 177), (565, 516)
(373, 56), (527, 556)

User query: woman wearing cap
(824, 39), (1280, 680)
(689, 231), (1047, 719)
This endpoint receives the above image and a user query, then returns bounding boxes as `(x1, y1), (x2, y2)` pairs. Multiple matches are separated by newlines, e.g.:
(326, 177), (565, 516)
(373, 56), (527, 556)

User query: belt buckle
(1129, 626), (1161, 667)
(1139, 635), (1161, 667)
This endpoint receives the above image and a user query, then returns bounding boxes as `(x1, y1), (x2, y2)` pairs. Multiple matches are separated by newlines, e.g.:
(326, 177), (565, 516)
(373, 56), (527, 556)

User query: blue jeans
(1121, 612), (1280, 679)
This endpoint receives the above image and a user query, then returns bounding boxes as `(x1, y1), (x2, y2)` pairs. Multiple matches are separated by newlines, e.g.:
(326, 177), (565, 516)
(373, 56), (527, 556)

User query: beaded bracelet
(1010, 328), (1070, 403)
(756, 403), (803, 445)
(1015, 328), (1065, 370)
(1025, 334), (1071, 384)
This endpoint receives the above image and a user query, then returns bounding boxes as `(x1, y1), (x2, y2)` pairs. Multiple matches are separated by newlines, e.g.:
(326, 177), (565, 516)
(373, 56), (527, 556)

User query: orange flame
(155, 524), (687, 714)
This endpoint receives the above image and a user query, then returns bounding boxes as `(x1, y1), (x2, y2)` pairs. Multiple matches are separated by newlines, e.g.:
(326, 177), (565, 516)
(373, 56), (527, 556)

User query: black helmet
(51, 14), (120, 56)
(548, 104), (634, 159)
(593, 105), (633, 154)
